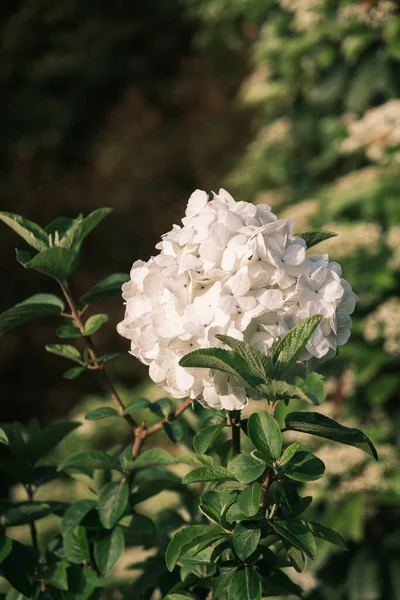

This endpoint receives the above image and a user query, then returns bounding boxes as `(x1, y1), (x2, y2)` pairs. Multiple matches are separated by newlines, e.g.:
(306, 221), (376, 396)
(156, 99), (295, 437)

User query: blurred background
(1, 1), (400, 598)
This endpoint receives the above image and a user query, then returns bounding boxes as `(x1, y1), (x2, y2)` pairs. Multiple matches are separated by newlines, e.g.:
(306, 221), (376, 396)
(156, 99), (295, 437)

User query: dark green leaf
(150, 397), (172, 418)
(212, 565), (239, 597)
(85, 407), (119, 420)
(0, 501), (65, 526)
(262, 569), (303, 597)
(248, 411), (282, 461)
(45, 216), (81, 239)
(194, 423), (225, 454)
(299, 231), (337, 249)
(0, 541), (38, 597)
(228, 454), (266, 484)
(237, 483), (262, 517)
(58, 450), (122, 472)
(180, 348), (265, 388)
(18, 246), (79, 281)
(83, 313), (109, 336)
(0, 294), (64, 336)
(225, 503), (252, 523)
(166, 525), (224, 571)
(0, 536), (13, 563)
(271, 520), (317, 560)
(61, 208), (112, 251)
(306, 521), (348, 550)
(134, 448), (176, 468)
(273, 315), (323, 375)
(98, 480), (129, 529)
(283, 450), (325, 482)
(163, 420), (184, 444)
(215, 335), (272, 379)
(228, 567), (262, 600)
(182, 465), (236, 484)
(287, 546), (306, 573)
(285, 412), (378, 459)
(63, 565), (97, 600)
(57, 324), (81, 339)
(94, 527), (125, 576)
(26, 421), (81, 463)
(232, 523), (261, 561)
(123, 397), (151, 414)
(61, 500), (97, 536)
(63, 366), (87, 379)
(0, 428), (8, 446)
(45, 344), (83, 364)
(0, 457), (33, 484)
(41, 561), (69, 590)
(0, 211), (48, 251)
(80, 273), (129, 305)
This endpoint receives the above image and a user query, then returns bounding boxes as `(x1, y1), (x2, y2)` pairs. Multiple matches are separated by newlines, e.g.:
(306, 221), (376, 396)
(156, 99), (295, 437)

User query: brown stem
(260, 467), (273, 510)
(230, 412), (241, 456)
(25, 483), (46, 592)
(60, 281), (137, 427)
(59, 282), (193, 466)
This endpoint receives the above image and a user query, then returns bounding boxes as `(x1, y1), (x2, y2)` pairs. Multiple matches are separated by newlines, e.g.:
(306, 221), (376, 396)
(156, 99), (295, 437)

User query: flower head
(118, 190), (357, 410)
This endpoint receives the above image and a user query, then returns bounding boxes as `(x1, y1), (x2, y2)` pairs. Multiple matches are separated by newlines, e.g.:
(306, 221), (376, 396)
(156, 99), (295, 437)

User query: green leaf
(285, 412), (378, 460)
(0, 536), (13, 563)
(215, 335), (272, 379)
(232, 523), (261, 561)
(299, 231), (337, 249)
(166, 525), (224, 571)
(0, 501), (66, 526)
(63, 527), (90, 564)
(273, 315), (323, 375)
(85, 407), (119, 420)
(180, 348), (265, 388)
(257, 380), (310, 403)
(306, 522), (348, 550)
(150, 397), (173, 418)
(123, 397), (151, 414)
(271, 520), (317, 560)
(26, 421), (81, 463)
(46, 344), (83, 364)
(17, 246), (79, 281)
(45, 216), (81, 239)
(98, 480), (129, 529)
(57, 324), (81, 339)
(63, 366), (87, 379)
(0, 294), (64, 336)
(237, 483), (262, 517)
(182, 465), (236, 484)
(248, 411), (282, 461)
(279, 443), (300, 467)
(64, 565), (97, 600)
(58, 450), (122, 472)
(194, 423), (225, 454)
(228, 454), (266, 484)
(41, 561), (69, 590)
(80, 273), (130, 305)
(295, 373), (326, 405)
(0, 540), (38, 597)
(163, 421), (184, 444)
(287, 546), (306, 573)
(83, 313), (109, 336)
(134, 448), (176, 468)
(212, 565), (239, 597)
(225, 503), (252, 523)
(61, 500), (97, 536)
(61, 208), (112, 250)
(228, 567), (262, 600)
(0, 428), (9, 446)
(282, 450), (325, 482)
(94, 527), (125, 576)
(0, 211), (48, 251)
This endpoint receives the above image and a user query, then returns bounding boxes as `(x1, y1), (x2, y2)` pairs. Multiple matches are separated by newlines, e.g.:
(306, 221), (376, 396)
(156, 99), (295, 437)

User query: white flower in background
(341, 100), (400, 165)
(118, 189), (357, 410)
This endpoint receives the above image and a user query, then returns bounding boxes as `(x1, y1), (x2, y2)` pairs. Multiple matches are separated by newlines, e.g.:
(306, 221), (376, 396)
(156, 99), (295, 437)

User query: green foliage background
(0, 0), (400, 598)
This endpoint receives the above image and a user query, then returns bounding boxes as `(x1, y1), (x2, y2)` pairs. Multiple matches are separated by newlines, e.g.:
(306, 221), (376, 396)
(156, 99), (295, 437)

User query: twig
(25, 483), (46, 592)
(260, 467), (273, 510)
(229, 412), (241, 456)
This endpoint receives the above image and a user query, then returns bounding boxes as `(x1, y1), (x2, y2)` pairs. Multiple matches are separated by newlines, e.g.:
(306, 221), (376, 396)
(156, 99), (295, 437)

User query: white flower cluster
(118, 190), (357, 410)
(341, 100), (400, 165)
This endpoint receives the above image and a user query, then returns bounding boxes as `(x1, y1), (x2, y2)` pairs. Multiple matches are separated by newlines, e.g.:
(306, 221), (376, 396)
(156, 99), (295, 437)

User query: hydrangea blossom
(117, 190), (357, 410)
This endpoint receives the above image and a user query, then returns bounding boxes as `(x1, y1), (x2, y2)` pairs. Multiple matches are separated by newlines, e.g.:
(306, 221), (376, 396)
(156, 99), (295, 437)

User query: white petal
(186, 189), (209, 217)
